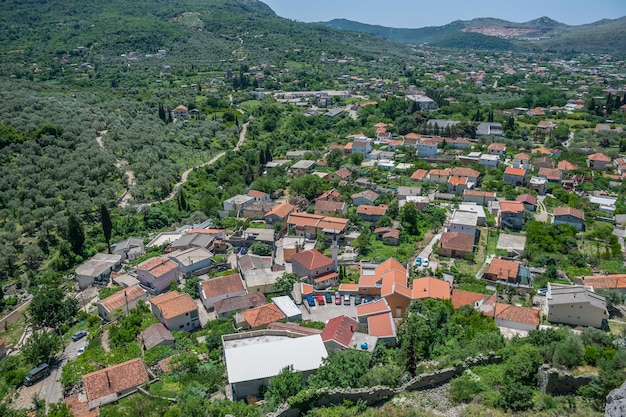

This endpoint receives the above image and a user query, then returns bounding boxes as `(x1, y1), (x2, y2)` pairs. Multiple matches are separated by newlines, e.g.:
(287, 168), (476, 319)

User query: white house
(199, 273), (246, 311)
(547, 283), (608, 328)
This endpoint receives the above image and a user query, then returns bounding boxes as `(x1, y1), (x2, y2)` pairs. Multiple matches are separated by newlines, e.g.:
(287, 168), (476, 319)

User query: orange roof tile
(554, 206), (585, 220)
(504, 167), (526, 176)
(200, 273), (245, 298)
(410, 277), (451, 300)
(532, 147), (551, 155)
(356, 204), (388, 216)
(240, 303), (285, 328)
(581, 274), (626, 289)
(137, 257), (178, 278)
(429, 168), (450, 177)
(538, 167), (562, 180)
(588, 152), (611, 162)
(499, 200), (524, 213)
(488, 143), (506, 151)
(83, 358), (148, 402)
(266, 202), (297, 219)
(367, 312), (396, 337)
(292, 249), (334, 271)
(404, 133), (421, 139)
(314, 271), (339, 283)
(339, 283), (359, 292)
(438, 232), (474, 253)
(514, 153), (530, 160)
(411, 169), (428, 181)
(495, 303), (540, 327)
(98, 285), (146, 313)
(356, 298), (391, 317)
(150, 292), (197, 319)
(485, 259), (520, 281)
(451, 290), (488, 309)
(450, 167), (480, 178)
(448, 176), (467, 186)
(248, 190), (268, 198)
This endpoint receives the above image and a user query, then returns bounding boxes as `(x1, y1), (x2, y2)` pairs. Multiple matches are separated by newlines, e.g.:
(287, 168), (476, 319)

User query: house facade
(547, 284), (608, 328)
(150, 291), (200, 332)
(136, 257), (179, 294)
(553, 207), (585, 231)
(503, 167), (526, 186)
(97, 285), (147, 321)
(199, 273), (246, 311)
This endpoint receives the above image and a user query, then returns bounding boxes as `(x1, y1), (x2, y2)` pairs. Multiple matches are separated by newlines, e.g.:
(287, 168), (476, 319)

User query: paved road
(415, 230), (443, 272)
(535, 195), (548, 222)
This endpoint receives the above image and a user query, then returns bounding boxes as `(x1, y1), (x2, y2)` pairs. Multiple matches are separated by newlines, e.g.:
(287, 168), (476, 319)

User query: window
(179, 325), (184, 329)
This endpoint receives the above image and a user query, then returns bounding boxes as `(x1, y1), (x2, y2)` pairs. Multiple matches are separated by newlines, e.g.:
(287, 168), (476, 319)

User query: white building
(547, 283), (609, 328)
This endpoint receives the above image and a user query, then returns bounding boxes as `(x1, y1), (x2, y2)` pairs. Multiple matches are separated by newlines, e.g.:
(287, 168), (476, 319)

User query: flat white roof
(272, 296), (302, 318)
(224, 334), (327, 383)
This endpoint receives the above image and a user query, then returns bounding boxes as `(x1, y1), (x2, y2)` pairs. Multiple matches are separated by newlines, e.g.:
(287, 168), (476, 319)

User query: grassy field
(0, 315), (26, 346)
(454, 227), (488, 277)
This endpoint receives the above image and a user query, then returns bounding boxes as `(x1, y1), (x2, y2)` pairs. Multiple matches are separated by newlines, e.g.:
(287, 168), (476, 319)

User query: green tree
(308, 350), (372, 389)
(249, 242), (272, 256)
(29, 287), (78, 328)
(289, 174), (325, 201)
(553, 335), (585, 369)
(275, 272), (301, 294)
(100, 203), (113, 253)
(22, 330), (61, 365)
(66, 212), (85, 255)
(266, 365), (304, 406)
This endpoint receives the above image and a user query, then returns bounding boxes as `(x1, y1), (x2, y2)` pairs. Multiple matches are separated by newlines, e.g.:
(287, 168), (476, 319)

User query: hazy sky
(260, 0), (626, 28)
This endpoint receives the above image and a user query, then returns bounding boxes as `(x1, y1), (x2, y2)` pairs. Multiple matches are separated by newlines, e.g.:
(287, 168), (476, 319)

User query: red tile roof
(411, 169), (428, 181)
(450, 167), (480, 178)
(150, 292), (197, 319)
(581, 274), (626, 289)
(265, 202), (297, 219)
(367, 312), (396, 338)
(495, 303), (540, 327)
(83, 358), (148, 402)
(514, 153), (530, 160)
(438, 232), (474, 253)
(538, 167), (562, 181)
(485, 259), (520, 282)
(214, 292), (267, 316)
(98, 285), (146, 313)
(248, 190), (268, 198)
(451, 290), (488, 310)
(499, 200), (524, 213)
(488, 143), (506, 151)
(356, 204), (388, 216)
(137, 257), (178, 278)
(588, 152), (611, 162)
(504, 167), (526, 176)
(532, 147), (551, 155)
(410, 277), (451, 300)
(338, 283), (359, 292)
(314, 271), (339, 283)
(322, 315), (358, 348)
(516, 194), (537, 205)
(200, 273), (244, 299)
(557, 160), (578, 171)
(291, 249), (334, 271)
(356, 298), (391, 317)
(240, 303), (285, 328)
(554, 206), (585, 220)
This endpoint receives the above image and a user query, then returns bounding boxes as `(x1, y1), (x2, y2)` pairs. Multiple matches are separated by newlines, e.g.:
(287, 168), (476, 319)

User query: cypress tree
(100, 204), (113, 253)
(67, 212), (85, 255)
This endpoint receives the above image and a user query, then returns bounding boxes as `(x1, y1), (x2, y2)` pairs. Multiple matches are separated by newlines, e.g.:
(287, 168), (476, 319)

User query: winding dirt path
(99, 121), (249, 210)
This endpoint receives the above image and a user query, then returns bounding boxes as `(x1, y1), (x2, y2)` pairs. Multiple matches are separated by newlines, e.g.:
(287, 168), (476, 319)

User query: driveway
(299, 299), (358, 323)
(13, 339), (84, 410)
(415, 231), (443, 272)
(535, 196), (548, 222)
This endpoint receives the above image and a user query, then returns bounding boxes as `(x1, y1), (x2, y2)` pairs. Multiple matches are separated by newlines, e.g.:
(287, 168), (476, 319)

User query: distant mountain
(321, 16), (626, 55)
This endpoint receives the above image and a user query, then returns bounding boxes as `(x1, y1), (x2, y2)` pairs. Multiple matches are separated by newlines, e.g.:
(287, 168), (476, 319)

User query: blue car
(306, 296), (315, 307)
(415, 257), (422, 266)
(240, 247), (248, 255)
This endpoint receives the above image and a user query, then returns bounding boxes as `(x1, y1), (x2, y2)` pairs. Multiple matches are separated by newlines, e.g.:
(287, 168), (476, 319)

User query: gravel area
(392, 383), (467, 417)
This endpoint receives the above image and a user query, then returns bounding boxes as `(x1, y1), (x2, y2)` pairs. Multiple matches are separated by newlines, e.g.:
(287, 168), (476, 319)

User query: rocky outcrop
(606, 381), (626, 417)
(537, 365), (596, 395)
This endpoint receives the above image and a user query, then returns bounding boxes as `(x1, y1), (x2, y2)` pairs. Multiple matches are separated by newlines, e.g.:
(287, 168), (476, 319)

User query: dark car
(306, 295), (315, 307)
(240, 247), (248, 255)
(325, 293), (333, 304)
(72, 330), (87, 342)
(354, 295), (362, 305)
(364, 296), (373, 304)
(233, 247), (241, 254)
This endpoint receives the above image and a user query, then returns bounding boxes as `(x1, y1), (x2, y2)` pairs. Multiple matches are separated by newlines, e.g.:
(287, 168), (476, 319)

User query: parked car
(335, 294), (342, 305)
(423, 259), (430, 268)
(23, 364), (50, 387)
(373, 295), (381, 302)
(317, 295), (325, 306)
(343, 294), (351, 306)
(233, 247), (241, 254)
(364, 296), (373, 304)
(325, 293), (333, 304)
(354, 295), (362, 305)
(537, 288), (548, 295)
(415, 257), (422, 266)
(240, 247), (248, 255)
(77, 346), (85, 356)
(306, 295), (315, 307)
(72, 330), (87, 342)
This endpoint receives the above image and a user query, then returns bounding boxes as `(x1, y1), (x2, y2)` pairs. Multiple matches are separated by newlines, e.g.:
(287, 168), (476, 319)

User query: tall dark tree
(177, 188), (189, 212)
(158, 103), (166, 123)
(100, 203), (113, 253)
(66, 212), (85, 255)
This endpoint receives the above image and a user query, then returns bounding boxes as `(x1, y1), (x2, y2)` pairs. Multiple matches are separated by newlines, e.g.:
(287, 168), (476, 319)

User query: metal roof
(224, 334), (327, 384)
(271, 296), (302, 318)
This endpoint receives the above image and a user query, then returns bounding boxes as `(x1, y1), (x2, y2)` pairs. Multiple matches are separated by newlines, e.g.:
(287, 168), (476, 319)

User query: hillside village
(2, 1), (626, 416)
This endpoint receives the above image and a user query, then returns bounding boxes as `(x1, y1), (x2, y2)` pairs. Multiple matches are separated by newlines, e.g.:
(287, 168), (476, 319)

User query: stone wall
(537, 365), (596, 395)
(267, 354), (502, 417)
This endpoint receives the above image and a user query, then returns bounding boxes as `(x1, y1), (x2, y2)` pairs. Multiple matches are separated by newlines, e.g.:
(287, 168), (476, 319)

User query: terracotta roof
(140, 323), (174, 350)
(359, 258), (407, 288)
(314, 271), (339, 283)
(316, 216), (349, 232)
(338, 283), (359, 292)
(419, 139), (439, 146)
(83, 358), (148, 402)
(333, 168), (352, 179)
(451, 290), (488, 310)
(291, 249), (334, 271)
(438, 232), (474, 253)
(429, 168), (451, 177)
(516, 194), (537, 205)
(356, 298), (391, 317)
(411, 169), (428, 181)
(532, 147), (551, 155)
(137, 257), (178, 278)
(351, 190), (379, 202)
(485, 259), (519, 281)
(265, 202), (297, 219)
(538, 167), (562, 181)
(356, 204), (388, 216)
(374, 227), (400, 240)
(287, 212), (323, 227)
(504, 167), (526, 176)
(488, 143), (506, 151)
(514, 153), (530, 160)
(200, 273), (245, 299)
(588, 152), (611, 162)
(554, 206), (585, 220)
(463, 190), (495, 198)
(367, 312), (396, 338)
(174, 105), (188, 111)
(65, 396), (99, 417)
(314, 200), (346, 213)
(450, 167), (480, 178)
(214, 292), (267, 316)
(98, 285), (145, 314)
(150, 292), (197, 319)
(495, 303), (540, 327)
(301, 283), (314, 295)
(240, 303), (285, 328)
(321, 315), (358, 348)
(448, 176), (467, 186)
(581, 275), (626, 289)
(410, 277), (451, 300)
(499, 200), (524, 213)
(315, 189), (343, 201)
(404, 132), (421, 139)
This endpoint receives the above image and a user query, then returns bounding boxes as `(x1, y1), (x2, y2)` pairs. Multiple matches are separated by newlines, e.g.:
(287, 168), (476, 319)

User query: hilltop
(321, 16), (626, 55)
